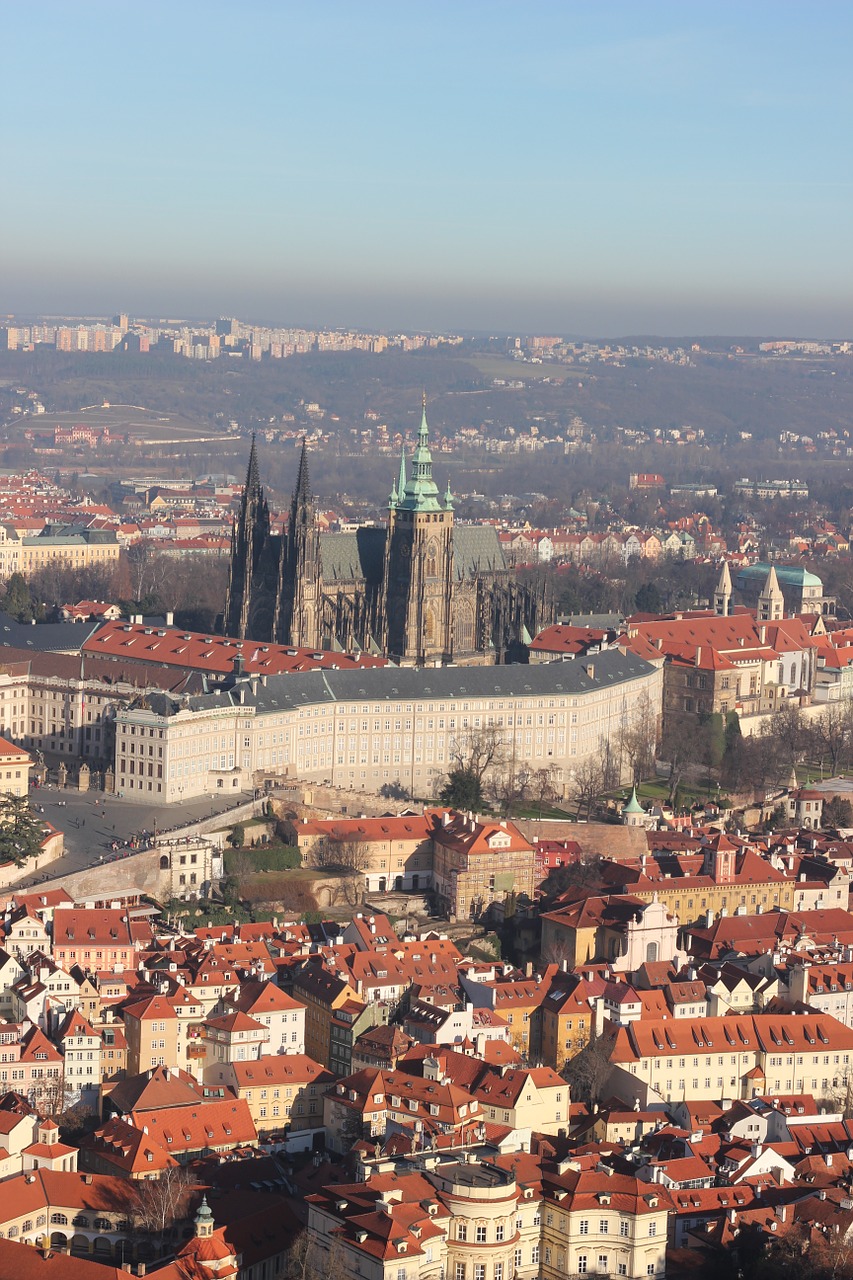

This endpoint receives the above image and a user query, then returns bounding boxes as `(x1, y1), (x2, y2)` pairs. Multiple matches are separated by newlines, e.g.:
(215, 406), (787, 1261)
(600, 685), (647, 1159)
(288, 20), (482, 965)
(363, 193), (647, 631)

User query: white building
(114, 650), (663, 804)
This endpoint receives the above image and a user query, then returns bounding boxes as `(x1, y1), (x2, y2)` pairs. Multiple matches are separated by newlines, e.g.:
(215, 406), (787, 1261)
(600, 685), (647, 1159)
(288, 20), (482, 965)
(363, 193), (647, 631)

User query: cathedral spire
(418, 391), (429, 445)
(395, 447), (407, 507)
(245, 433), (261, 496)
(400, 396), (441, 512)
(293, 437), (312, 505)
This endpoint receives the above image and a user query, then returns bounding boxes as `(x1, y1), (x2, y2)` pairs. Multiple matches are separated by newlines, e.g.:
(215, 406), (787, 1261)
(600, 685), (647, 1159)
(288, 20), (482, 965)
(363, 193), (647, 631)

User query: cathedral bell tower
(382, 398), (454, 665)
(276, 439), (323, 648)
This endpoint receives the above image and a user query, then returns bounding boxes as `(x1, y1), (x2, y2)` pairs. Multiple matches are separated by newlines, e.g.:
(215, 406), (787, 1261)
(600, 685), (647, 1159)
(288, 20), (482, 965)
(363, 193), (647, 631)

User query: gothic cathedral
(223, 400), (550, 665)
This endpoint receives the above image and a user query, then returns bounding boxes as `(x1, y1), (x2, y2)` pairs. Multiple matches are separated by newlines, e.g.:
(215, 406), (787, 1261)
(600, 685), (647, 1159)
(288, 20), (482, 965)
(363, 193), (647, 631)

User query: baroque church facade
(223, 402), (550, 665)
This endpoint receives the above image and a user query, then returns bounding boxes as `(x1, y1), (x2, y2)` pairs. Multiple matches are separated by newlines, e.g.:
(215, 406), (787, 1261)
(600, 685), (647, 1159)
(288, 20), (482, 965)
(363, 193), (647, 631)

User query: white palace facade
(113, 649), (662, 803)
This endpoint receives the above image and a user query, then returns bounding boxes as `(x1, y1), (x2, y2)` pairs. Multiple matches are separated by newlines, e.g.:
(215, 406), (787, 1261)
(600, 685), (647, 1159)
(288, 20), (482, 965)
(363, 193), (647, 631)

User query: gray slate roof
(0, 613), (101, 653)
(132, 647), (657, 720)
(318, 524), (507, 586)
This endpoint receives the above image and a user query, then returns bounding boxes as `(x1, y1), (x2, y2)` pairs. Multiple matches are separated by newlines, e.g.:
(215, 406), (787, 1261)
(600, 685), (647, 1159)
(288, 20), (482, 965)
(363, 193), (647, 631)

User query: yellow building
(472, 1065), (568, 1133)
(0, 525), (119, 580)
(122, 992), (178, 1077)
(292, 963), (361, 1071)
(204, 1053), (333, 1137)
(486, 978), (549, 1059)
(287, 813), (433, 894)
(0, 737), (31, 796)
(610, 1011), (853, 1106)
(539, 984), (593, 1071)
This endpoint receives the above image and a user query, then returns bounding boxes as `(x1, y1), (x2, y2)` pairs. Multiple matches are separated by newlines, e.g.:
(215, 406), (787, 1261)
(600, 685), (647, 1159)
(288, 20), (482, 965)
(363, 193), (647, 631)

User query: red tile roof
(83, 619), (387, 675)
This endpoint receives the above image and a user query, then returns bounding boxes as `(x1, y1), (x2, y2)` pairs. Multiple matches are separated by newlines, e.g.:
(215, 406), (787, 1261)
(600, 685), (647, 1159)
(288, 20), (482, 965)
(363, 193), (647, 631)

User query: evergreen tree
(822, 796), (853, 829)
(634, 581), (662, 613)
(3, 573), (33, 623)
(0, 794), (45, 867)
(438, 767), (483, 811)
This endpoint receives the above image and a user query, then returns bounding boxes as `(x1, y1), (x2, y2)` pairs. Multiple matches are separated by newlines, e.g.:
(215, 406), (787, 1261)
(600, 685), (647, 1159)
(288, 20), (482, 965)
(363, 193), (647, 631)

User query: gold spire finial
(422, 389), (427, 411)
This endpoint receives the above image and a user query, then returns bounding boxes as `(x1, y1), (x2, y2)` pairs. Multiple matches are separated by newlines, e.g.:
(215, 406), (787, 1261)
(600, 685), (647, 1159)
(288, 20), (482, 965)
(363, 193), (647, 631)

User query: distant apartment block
(733, 477), (809, 500)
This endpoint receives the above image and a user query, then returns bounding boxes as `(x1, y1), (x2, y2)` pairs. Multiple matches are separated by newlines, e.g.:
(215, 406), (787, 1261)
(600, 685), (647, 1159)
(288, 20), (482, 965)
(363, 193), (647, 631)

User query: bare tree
(306, 832), (371, 908)
(809, 700), (853, 777)
(540, 934), (576, 968)
(439, 723), (507, 809)
(488, 764), (533, 818)
(449, 723), (506, 782)
(769, 702), (806, 775)
(134, 1166), (198, 1254)
(30, 1073), (74, 1119)
(310, 831), (370, 875)
(530, 766), (558, 820)
(660, 717), (697, 806)
(125, 540), (159, 601)
(599, 735), (621, 792)
(281, 1235), (350, 1280)
(570, 756), (605, 819)
(283, 1232), (321, 1280)
(561, 1028), (615, 1105)
(617, 690), (658, 785)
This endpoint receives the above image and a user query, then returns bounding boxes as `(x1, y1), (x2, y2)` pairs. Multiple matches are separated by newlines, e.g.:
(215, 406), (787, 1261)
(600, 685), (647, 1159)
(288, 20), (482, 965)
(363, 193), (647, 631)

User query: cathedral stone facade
(224, 403), (550, 665)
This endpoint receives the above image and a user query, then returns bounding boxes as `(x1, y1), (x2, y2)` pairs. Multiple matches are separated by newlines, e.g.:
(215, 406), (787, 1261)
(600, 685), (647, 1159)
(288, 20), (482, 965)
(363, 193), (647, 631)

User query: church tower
(757, 565), (784, 622)
(381, 398), (454, 665)
(276, 439), (323, 648)
(714, 560), (733, 616)
(224, 436), (270, 638)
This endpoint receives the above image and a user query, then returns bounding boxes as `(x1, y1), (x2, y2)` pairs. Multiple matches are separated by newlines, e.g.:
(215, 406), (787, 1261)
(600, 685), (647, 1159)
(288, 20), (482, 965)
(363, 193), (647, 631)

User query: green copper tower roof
(398, 396), (442, 513)
(622, 786), (644, 815)
(195, 1196), (214, 1225)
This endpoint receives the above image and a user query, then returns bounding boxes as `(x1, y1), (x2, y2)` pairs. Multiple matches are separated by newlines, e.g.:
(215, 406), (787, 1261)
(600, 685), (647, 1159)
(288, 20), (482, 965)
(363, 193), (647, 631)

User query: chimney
(586, 662), (595, 680)
(165, 612), (174, 627)
(694, 647), (702, 667)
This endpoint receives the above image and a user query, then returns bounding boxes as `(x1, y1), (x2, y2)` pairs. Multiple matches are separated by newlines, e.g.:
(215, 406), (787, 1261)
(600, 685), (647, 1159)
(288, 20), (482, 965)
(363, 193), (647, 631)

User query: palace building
(113, 649), (663, 803)
(224, 401), (550, 664)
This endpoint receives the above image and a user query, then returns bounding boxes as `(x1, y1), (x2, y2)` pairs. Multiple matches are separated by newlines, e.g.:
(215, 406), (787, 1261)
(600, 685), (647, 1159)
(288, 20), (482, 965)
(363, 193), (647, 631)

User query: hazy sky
(3, 1), (851, 336)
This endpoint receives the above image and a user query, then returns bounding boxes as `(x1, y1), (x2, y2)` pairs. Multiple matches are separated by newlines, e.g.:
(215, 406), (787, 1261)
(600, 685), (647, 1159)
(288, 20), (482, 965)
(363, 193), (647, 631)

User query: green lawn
(602, 776), (731, 810)
(512, 804), (578, 821)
